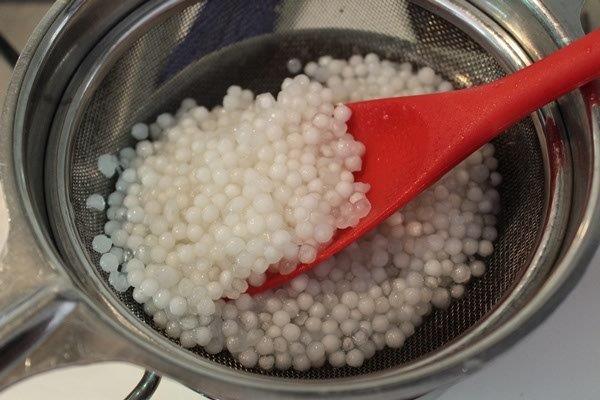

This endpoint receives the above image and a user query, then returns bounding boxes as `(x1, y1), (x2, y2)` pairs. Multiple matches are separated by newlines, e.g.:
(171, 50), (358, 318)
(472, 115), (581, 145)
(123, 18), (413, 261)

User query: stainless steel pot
(0, 1), (598, 399)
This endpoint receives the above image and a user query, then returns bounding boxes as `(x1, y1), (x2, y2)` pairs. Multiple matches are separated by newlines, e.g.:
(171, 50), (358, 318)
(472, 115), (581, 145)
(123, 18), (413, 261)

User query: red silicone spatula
(248, 28), (600, 294)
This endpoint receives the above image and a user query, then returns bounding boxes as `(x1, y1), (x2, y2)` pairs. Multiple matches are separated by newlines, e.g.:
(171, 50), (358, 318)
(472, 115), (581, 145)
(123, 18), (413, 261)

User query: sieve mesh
(63, 0), (544, 379)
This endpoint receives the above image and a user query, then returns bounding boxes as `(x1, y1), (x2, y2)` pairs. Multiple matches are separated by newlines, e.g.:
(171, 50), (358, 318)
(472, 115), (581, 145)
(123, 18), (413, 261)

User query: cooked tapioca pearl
(478, 240), (494, 256)
(452, 264), (471, 283)
(273, 310), (291, 327)
(371, 250), (389, 268)
(431, 288), (451, 309)
(444, 238), (463, 255)
(281, 323), (301, 342)
(109, 246), (124, 263)
(193, 327), (212, 346)
(97, 154), (119, 178)
(99, 252), (119, 272)
(424, 259), (442, 276)
(320, 334), (341, 354)
(346, 349), (365, 367)
(358, 297), (375, 316)
(298, 244), (317, 264)
(333, 104), (352, 122)
(292, 354), (311, 371)
(169, 296), (187, 316)
(239, 349), (259, 368)
(258, 355), (275, 371)
(341, 291), (359, 308)
(273, 353), (291, 370)
(470, 260), (486, 277)
(92, 234), (112, 254)
(290, 275), (309, 292)
(139, 278), (159, 298)
(179, 330), (196, 348)
(330, 303), (349, 322)
(305, 316), (322, 332)
(152, 289), (170, 309)
(417, 67), (436, 85)
(450, 284), (465, 298)
(86, 194), (105, 211)
(109, 271), (129, 292)
(306, 342), (326, 362)
(327, 351), (345, 368)
(196, 297), (216, 316)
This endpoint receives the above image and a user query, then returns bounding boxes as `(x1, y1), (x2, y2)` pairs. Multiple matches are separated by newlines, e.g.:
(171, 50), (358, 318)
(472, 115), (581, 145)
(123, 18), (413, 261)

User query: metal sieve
(0, 0), (598, 399)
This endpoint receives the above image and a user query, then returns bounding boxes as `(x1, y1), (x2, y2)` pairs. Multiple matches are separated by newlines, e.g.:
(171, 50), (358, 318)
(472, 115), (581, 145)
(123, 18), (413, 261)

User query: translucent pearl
(358, 297), (375, 316)
(470, 260), (486, 277)
(92, 234), (112, 254)
(239, 349), (259, 368)
(306, 342), (325, 362)
(273, 310), (291, 327)
(99, 252), (119, 272)
(86, 194), (105, 211)
(331, 304), (350, 322)
(346, 349), (365, 367)
(97, 154), (119, 178)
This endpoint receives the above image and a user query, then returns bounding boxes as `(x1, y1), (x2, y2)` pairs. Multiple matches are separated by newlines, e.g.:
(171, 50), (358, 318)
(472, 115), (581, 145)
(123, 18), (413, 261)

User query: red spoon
(248, 28), (600, 294)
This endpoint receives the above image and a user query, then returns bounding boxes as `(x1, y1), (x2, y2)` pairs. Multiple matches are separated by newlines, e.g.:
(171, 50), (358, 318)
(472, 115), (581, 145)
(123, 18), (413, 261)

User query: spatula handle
(479, 28), (600, 140)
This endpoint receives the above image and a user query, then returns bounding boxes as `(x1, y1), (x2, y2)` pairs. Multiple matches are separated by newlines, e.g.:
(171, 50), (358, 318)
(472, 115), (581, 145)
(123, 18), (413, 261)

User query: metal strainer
(1, 0), (598, 399)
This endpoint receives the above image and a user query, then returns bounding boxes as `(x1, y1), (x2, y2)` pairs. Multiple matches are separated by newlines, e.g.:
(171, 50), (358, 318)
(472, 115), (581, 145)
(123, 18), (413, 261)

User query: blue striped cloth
(162, 0), (281, 81)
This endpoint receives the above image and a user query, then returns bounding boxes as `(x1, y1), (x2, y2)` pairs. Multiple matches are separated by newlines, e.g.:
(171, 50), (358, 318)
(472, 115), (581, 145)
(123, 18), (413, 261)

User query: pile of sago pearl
(87, 53), (500, 371)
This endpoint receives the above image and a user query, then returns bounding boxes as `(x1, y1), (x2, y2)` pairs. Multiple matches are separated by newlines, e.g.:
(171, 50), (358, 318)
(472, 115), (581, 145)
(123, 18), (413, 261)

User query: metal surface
(0, 0), (598, 399)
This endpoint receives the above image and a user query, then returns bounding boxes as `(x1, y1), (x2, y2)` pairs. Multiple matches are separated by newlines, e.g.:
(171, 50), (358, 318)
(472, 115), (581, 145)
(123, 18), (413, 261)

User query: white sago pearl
(331, 304), (350, 322)
(97, 154), (119, 178)
(333, 104), (351, 122)
(452, 264), (471, 283)
(86, 194), (105, 211)
(298, 244), (317, 264)
(293, 354), (311, 371)
(385, 328), (405, 348)
(239, 349), (259, 368)
(346, 349), (365, 367)
(478, 240), (494, 256)
(305, 316), (322, 332)
(109, 271), (129, 292)
(282, 323), (301, 341)
(306, 342), (325, 362)
(152, 289), (170, 309)
(470, 260), (486, 277)
(341, 291), (359, 308)
(329, 351), (346, 367)
(450, 284), (465, 298)
(140, 278), (159, 297)
(290, 275), (309, 292)
(406, 221), (422, 236)
(358, 297), (375, 316)
(197, 297), (216, 316)
(431, 288), (451, 309)
(99, 252), (119, 272)
(131, 123), (149, 140)
(92, 234), (112, 253)
(273, 310), (291, 327)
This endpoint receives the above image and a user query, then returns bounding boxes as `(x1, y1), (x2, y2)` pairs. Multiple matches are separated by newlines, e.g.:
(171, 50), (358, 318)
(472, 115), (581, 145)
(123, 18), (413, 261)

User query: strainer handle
(125, 371), (161, 400)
